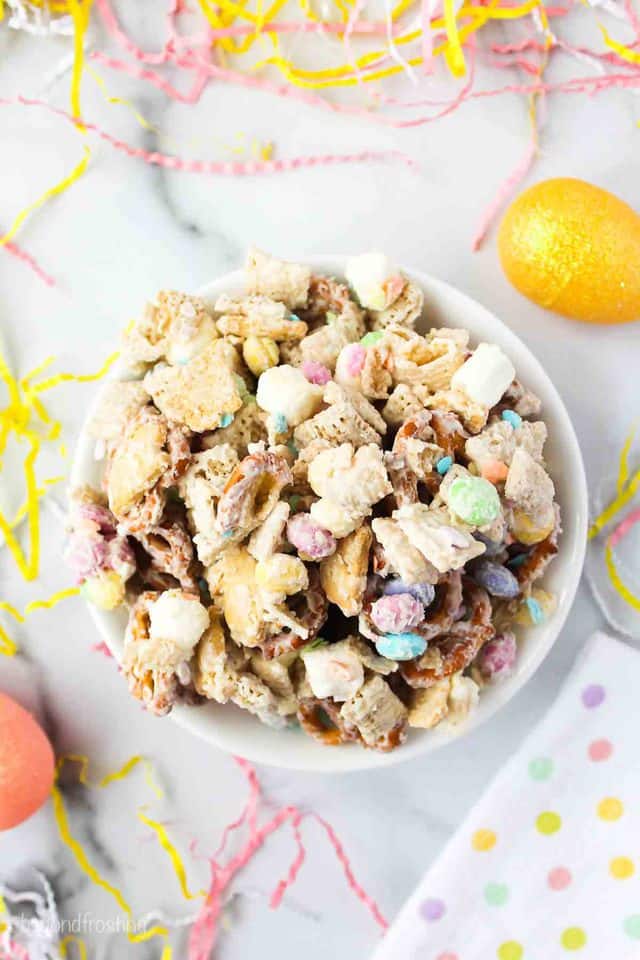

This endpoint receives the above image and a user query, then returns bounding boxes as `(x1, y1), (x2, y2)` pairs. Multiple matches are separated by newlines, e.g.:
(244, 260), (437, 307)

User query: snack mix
(66, 250), (560, 752)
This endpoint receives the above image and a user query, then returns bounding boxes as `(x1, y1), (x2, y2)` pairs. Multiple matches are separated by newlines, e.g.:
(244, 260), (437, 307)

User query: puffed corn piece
(242, 335), (279, 376)
(255, 552), (309, 603)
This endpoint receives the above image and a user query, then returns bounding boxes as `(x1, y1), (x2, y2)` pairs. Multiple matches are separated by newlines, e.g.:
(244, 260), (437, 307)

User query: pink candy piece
(301, 360), (332, 386)
(287, 513), (336, 560)
(480, 459), (509, 484)
(344, 343), (366, 377)
(383, 274), (405, 306)
(65, 501), (135, 583)
(476, 631), (517, 681)
(370, 593), (424, 634)
(65, 535), (110, 582)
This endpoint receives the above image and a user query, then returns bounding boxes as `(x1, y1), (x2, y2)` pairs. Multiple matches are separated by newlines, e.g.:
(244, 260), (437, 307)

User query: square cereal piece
(144, 343), (243, 432)
(246, 247), (311, 310)
(368, 280), (423, 331)
(215, 294), (308, 341)
(88, 381), (150, 444)
(107, 407), (170, 519)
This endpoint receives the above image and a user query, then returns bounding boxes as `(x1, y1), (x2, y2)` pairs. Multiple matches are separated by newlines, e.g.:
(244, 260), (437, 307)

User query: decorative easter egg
(0, 692), (55, 830)
(498, 178), (640, 324)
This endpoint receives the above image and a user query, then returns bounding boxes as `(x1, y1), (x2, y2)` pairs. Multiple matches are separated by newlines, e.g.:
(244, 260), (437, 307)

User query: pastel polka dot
(610, 856), (635, 879)
(472, 828), (497, 851)
(484, 882), (509, 907)
(597, 797), (624, 821)
(528, 756), (554, 781)
(548, 867), (572, 890)
(497, 941), (523, 960)
(588, 739), (613, 762)
(437, 954), (459, 960)
(536, 811), (562, 835)
(561, 927), (587, 950)
(624, 915), (640, 940)
(420, 897), (446, 922)
(582, 684), (605, 708)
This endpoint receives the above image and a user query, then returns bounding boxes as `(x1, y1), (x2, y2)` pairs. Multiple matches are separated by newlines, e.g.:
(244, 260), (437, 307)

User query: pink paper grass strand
(312, 814), (389, 931)
(0, 96), (419, 174)
(609, 507), (640, 550)
(3, 241), (56, 287)
(269, 811), (306, 909)
(471, 136), (537, 250)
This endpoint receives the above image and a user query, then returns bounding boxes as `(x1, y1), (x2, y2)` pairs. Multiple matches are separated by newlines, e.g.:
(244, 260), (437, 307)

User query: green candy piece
(449, 476), (500, 526)
(360, 330), (384, 347)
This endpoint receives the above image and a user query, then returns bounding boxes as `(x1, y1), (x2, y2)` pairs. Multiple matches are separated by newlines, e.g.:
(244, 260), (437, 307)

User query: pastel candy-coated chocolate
(470, 558), (520, 598)
(449, 476), (501, 526)
(0, 692), (55, 830)
(382, 578), (436, 607)
(375, 632), (427, 661)
(477, 631), (517, 681)
(370, 593), (424, 634)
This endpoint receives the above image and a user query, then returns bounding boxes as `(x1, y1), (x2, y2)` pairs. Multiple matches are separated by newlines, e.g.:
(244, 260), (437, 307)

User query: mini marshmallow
(256, 364), (323, 427)
(451, 343), (515, 409)
(149, 590), (210, 660)
(345, 252), (404, 311)
(302, 640), (365, 701)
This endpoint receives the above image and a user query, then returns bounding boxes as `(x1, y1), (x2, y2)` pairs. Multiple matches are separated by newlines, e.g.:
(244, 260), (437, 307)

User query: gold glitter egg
(498, 178), (640, 325)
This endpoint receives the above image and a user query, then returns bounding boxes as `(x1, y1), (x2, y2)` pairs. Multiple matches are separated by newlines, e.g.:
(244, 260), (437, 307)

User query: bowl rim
(71, 256), (588, 773)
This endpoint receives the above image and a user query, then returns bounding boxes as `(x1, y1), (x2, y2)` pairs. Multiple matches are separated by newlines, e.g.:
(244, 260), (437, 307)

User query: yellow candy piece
(499, 178), (640, 325)
(82, 570), (126, 610)
(242, 336), (279, 377)
(255, 553), (308, 597)
(510, 508), (554, 546)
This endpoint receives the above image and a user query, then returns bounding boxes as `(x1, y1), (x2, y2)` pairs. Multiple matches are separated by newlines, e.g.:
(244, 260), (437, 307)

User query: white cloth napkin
(373, 632), (640, 960)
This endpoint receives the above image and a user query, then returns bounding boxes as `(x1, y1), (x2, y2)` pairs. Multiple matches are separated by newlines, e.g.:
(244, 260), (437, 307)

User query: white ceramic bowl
(71, 257), (588, 772)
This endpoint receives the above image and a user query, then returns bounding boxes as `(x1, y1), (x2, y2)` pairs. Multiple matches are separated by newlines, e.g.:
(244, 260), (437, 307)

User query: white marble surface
(0, 3), (639, 958)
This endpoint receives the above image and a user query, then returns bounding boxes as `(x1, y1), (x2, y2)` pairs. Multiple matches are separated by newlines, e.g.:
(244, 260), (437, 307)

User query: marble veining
(0, 4), (637, 957)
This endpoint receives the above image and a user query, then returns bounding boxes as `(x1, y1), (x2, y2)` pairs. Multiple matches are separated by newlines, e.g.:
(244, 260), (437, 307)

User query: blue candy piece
(436, 455), (453, 476)
(375, 632), (427, 661)
(273, 412), (288, 434)
(506, 552), (529, 568)
(382, 578), (435, 607)
(501, 409), (522, 429)
(526, 597), (545, 624)
(220, 412), (235, 428)
(471, 558), (520, 598)
(289, 312), (301, 322)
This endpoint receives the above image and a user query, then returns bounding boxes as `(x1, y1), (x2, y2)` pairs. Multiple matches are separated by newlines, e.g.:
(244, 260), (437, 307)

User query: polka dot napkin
(372, 632), (640, 960)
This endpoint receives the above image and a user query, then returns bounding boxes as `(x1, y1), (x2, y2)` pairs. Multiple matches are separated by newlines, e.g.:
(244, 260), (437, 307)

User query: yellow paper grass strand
(443, 0), (466, 77)
(604, 541), (640, 613)
(137, 811), (206, 900)
(60, 935), (89, 959)
(28, 350), (119, 395)
(0, 148), (91, 249)
(53, 755), (174, 957)
(601, 25), (640, 65)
